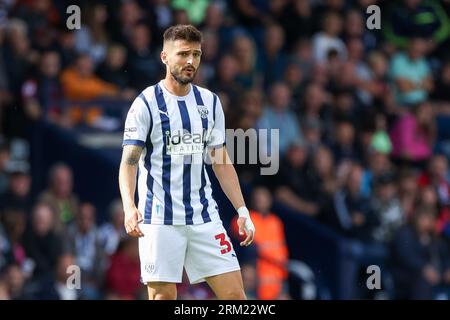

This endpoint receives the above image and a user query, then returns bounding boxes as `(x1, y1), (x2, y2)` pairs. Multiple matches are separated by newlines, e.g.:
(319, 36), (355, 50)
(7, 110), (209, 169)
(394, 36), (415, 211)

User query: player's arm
(119, 144), (144, 237)
(209, 145), (255, 246)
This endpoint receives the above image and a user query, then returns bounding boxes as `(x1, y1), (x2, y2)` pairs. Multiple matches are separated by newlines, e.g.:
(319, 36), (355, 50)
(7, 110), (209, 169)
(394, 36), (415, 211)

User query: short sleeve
(207, 94), (226, 148)
(122, 95), (151, 147)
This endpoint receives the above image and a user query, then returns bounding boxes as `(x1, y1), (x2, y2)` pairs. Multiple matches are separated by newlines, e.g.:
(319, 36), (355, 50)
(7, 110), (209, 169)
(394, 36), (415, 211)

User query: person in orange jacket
(60, 53), (121, 126)
(231, 186), (289, 299)
(60, 53), (119, 101)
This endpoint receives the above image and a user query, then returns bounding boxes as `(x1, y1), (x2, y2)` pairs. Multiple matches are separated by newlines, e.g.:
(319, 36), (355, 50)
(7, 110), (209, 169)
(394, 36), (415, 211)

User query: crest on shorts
(145, 263), (155, 274)
(197, 105), (208, 119)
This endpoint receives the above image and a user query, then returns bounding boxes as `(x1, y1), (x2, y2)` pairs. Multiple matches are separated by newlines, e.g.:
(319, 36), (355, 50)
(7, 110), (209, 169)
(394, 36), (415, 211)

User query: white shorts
(138, 219), (241, 285)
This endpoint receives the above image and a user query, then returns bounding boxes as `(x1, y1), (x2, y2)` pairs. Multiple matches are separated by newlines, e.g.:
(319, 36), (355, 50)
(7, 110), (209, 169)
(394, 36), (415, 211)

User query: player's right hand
(124, 207), (144, 237)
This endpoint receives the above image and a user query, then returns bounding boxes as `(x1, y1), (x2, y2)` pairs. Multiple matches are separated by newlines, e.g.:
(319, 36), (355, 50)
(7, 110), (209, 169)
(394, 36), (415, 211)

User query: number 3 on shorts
(215, 233), (231, 254)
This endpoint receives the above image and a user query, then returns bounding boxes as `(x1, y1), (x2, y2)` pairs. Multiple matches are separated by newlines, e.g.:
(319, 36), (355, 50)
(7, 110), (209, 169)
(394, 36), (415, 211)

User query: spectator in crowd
(0, 167), (32, 213)
(231, 186), (289, 300)
(257, 24), (288, 89)
(369, 114), (393, 157)
(98, 199), (127, 256)
(96, 44), (131, 89)
(105, 238), (141, 300)
(39, 163), (79, 232)
(280, 0), (315, 52)
(1, 263), (31, 299)
(50, 253), (80, 300)
(230, 89), (264, 184)
(21, 51), (65, 125)
(363, 52), (393, 114)
(231, 88), (264, 131)
(126, 23), (163, 91)
(369, 173), (405, 244)
(64, 202), (106, 299)
(3, 19), (38, 96)
(431, 59), (450, 104)
(208, 54), (242, 106)
(232, 34), (260, 89)
(30, 253), (80, 300)
(74, 3), (109, 65)
(332, 163), (375, 240)
(111, 0), (146, 46)
(11, 0), (60, 51)
(297, 83), (330, 135)
(283, 60), (304, 101)
(390, 101), (436, 166)
(172, 8), (191, 26)
(390, 205), (450, 299)
(308, 145), (340, 224)
(417, 154), (450, 207)
(328, 119), (360, 166)
(256, 82), (303, 157)
(0, 208), (28, 272)
(398, 168), (420, 219)
(388, 37), (433, 108)
(200, 2), (225, 34)
(301, 117), (323, 154)
(147, 0), (173, 40)
(274, 142), (318, 217)
(2, 19), (38, 137)
(289, 38), (314, 75)
(343, 9), (377, 52)
(55, 27), (78, 69)
(265, 0), (287, 25)
(344, 37), (373, 107)
(23, 202), (63, 282)
(329, 89), (359, 127)
(360, 148), (393, 199)
(417, 184), (450, 236)
(201, 2), (238, 51)
(60, 53), (119, 101)
(312, 11), (347, 64)
(196, 30), (219, 86)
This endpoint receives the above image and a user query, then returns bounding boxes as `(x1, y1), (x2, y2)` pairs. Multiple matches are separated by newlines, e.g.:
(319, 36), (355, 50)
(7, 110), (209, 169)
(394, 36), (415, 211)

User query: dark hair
(412, 205), (437, 225)
(163, 24), (202, 44)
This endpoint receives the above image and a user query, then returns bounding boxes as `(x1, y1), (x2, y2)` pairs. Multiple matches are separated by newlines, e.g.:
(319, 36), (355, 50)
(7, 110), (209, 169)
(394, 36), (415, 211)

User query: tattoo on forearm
(126, 155), (139, 165)
(123, 146), (143, 166)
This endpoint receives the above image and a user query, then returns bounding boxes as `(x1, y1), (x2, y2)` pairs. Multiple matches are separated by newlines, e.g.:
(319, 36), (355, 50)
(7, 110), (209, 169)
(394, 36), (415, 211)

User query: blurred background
(1, 0), (450, 300)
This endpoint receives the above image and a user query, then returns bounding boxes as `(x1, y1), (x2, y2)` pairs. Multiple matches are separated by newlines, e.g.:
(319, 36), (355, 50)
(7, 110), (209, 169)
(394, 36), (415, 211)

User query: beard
(170, 66), (197, 85)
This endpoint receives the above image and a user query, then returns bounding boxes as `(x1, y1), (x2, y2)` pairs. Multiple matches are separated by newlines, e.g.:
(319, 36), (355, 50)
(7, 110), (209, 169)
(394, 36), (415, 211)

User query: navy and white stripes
(122, 81), (225, 225)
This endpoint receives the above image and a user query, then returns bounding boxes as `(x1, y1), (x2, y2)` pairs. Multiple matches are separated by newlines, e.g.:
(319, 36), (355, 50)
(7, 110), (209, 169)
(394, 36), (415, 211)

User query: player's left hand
(236, 207), (255, 246)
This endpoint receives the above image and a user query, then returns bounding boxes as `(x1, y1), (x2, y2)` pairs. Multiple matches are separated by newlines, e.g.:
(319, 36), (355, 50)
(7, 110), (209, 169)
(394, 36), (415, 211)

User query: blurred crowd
(1, 0), (450, 299)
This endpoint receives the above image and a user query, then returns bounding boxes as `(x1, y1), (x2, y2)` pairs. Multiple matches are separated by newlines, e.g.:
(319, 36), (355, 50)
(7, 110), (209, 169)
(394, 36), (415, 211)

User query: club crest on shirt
(197, 105), (208, 119)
